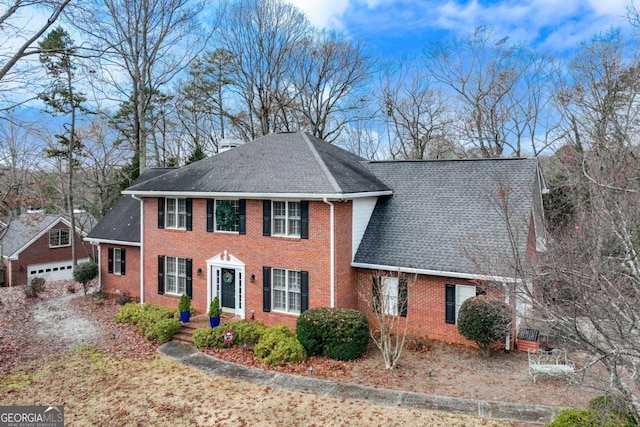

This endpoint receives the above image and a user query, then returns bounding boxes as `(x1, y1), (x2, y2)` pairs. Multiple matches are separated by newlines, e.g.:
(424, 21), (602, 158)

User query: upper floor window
(166, 198), (187, 229)
(49, 228), (70, 248)
(216, 200), (240, 232)
(272, 201), (300, 237)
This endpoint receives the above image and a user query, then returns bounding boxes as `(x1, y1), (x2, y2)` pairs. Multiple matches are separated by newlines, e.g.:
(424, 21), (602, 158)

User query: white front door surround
(206, 250), (245, 319)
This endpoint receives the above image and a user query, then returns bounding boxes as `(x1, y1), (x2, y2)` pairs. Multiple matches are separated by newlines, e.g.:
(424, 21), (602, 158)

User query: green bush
(151, 318), (182, 343)
(24, 277), (46, 298)
(296, 307), (370, 360)
(73, 261), (98, 295)
(178, 294), (191, 312)
(193, 327), (225, 348)
(115, 302), (144, 324)
(547, 408), (634, 427)
(588, 395), (637, 427)
(456, 296), (511, 357)
(137, 305), (174, 339)
(227, 321), (267, 348)
(254, 325), (306, 366)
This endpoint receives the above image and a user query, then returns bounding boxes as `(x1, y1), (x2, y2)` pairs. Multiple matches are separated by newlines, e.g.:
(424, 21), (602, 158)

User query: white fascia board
(121, 190), (393, 200)
(84, 238), (141, 247)
(351, 262), (520, 284)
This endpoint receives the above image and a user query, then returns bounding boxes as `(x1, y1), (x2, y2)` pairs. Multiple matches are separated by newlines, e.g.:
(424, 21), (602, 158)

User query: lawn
(0, 345), (512, 427)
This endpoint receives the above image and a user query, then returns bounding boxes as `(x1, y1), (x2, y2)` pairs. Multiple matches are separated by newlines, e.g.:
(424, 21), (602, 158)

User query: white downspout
(132, 195), (144, 304)
(323, 198), (335, 307)
(504, 281), (511, 352)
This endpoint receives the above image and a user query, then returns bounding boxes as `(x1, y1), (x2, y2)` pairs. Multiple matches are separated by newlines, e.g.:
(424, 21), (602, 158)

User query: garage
(27, 258), (89, 282)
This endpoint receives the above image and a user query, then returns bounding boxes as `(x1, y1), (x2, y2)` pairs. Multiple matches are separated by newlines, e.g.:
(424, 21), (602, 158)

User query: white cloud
(284, 0), (351, 29)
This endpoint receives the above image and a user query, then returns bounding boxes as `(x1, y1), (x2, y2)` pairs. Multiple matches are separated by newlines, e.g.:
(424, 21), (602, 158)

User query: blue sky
(286, 0), (632, 57)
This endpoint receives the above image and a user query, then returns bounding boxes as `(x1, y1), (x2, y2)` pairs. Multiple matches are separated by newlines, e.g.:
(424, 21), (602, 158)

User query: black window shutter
(399, 279), (408, 317)
(185, 258), (193, 299)
(157, 198), (165, 229)
(108, 248), (114, 274)
(300, 201), (309, 239)
(300, 271), (309, 313)
(445, 284), (456, 324)
(186, 199), (193, 231)
(262, 200), (271, 236)
(158, 255), (165, 295)
(372, 276), (381, 313)
(263, 266), (271, 312)
(121, 248), (126, 276)
(239, 199), (246, 235)
(206, 199), (214, 232)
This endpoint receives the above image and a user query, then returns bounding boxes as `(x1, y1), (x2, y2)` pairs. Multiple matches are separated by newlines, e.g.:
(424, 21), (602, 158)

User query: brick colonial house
(1, 212), (96, 286)
(86, 132), (545, 345)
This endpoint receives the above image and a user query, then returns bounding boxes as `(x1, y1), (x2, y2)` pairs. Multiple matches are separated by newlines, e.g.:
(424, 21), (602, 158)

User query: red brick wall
(355, 269), (495, 346)
(99, 244), (141, 298)
(8, 224), (93, 287)
(141, 198), (338, 324)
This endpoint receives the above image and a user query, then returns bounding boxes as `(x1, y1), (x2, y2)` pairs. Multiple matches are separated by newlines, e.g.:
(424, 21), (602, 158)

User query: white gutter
(85, 238), (141, 247)
(323, 198), (335, 307)
(351, 262), (520, 284)
(121, 190), (393, 200)
(132, 194), (145, 304)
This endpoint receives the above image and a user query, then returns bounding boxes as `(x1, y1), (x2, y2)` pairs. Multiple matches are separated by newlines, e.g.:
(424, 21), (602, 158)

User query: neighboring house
(1, 212), (97, 286)
(86, 132), (546, 346)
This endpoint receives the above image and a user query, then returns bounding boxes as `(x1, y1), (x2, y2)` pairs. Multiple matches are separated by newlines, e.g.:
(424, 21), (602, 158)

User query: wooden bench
(528, 349), (575, 382)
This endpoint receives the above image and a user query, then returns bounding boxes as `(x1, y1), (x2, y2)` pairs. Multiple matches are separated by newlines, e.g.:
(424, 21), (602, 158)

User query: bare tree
(424, 26), (558, 157)
(73, 0), (211, 172)
(360, 270), (415, 369)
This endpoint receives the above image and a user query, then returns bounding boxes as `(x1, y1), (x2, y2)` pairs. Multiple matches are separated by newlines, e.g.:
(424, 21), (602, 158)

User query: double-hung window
(272, 201), (301, 237)
(108, 248), (126, 275)
(49, 228), (70, 248)
(272, 268), (302, 314)
(216, 200), (240, 232)
(165, 256), (187, 295)
(372, 276), (408, 317)
(166, 198), (187, 229)
(445, 284), (477, 324)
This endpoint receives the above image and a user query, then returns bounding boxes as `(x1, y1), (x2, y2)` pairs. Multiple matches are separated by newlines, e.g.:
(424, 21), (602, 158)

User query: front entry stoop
(172, 314), (239, 345)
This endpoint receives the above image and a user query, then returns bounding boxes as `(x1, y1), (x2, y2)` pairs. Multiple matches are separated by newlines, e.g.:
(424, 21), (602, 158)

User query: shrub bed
(254, 325), (306, 366)
(193, 327), (225, 348)
(115, 303), (178, 343)
(296, 307), (369, 360)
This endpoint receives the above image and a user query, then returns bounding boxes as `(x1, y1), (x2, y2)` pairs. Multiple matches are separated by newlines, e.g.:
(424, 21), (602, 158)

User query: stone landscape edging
(158, 341), (565, 424)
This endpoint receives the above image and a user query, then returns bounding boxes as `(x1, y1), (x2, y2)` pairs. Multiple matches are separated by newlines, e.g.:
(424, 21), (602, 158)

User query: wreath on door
(216, 202), (236, 228)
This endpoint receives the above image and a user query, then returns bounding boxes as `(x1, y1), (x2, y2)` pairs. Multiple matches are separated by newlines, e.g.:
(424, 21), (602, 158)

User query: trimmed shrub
(24, 277), (46, 298)
(254, 325), (306, 366)
(137, 305), (174, 339)
(296, 307), (369, 361)
(546, 408), (634, 427)
(227, 321), (267, 348)
(73, 261), (98, 295)
(457, 296), (511, 357)
(152, 318), (182, 343)
(193, 327), (225, 348)
(115, 303), (144, 324)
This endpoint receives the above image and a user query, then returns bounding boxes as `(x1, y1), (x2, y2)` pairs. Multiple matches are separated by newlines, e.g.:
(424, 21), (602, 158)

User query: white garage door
(28, 258), (89, 282)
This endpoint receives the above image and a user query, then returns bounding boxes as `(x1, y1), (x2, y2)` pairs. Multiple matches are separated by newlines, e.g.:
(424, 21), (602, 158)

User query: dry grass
(0, 345), (512, 427)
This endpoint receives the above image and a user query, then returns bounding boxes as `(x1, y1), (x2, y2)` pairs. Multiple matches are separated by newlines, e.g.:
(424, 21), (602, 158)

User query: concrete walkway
(158, 341), (564, 424)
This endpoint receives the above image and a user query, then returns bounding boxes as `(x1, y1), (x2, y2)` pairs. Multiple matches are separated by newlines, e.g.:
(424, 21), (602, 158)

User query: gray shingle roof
(354, 158), (541, 278)
(124, 132), (390, 196)
(2, 212), (97, 258)
(86, 168), (175, 243)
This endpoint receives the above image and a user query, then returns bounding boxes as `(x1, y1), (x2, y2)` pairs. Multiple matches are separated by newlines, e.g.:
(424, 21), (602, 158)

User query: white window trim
(113, 248), (123, 275)
(49, 228), (70, 248)
(381, 277), (400, 316)
(272, 200), (301, 237)
(455, 284), (476, 323)
(272, 268), (302, 314)
(215, 199), (240, 233)
(165, 256), (187, 295)
(166, 198), (187, 230)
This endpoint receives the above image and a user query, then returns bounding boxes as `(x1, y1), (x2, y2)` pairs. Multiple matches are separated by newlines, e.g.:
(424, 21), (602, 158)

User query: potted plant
(178, 294), (191, 323)
(208, 296), (222, 328)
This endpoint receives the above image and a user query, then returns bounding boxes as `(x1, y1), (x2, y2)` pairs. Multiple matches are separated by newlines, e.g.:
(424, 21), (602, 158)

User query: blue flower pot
(180, 310), (191, 323)
(210, 316), (221, 328)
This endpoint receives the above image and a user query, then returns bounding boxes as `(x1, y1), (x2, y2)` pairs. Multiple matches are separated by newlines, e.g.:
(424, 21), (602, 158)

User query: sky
(285, 0), (633, 57)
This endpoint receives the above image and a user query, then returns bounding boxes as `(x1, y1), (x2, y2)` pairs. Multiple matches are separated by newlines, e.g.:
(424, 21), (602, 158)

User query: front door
(221, 268), (236, 309)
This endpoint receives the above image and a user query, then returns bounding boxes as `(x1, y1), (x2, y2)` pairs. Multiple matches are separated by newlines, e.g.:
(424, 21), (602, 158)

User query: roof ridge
(301, 132), (343, 194)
